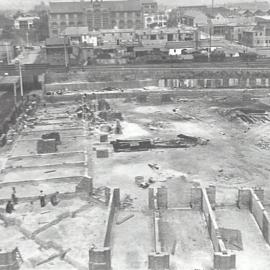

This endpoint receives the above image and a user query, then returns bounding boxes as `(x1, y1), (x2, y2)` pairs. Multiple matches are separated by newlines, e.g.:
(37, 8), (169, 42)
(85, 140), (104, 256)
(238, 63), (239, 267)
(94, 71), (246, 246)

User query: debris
(218, 107), (270, 124)
(171, 240), (177, 255)
(44, 170), (57, 174)
(148, 163), (159, 170)
(116, 214), (135, 225)
(256, 139), (270, 150)
(135, 176), (149, 188)
(111, 134), (209, 152)
(36, 249), (71, 266)
(41, 132), (61, 145)
(121, 195), (134, 209)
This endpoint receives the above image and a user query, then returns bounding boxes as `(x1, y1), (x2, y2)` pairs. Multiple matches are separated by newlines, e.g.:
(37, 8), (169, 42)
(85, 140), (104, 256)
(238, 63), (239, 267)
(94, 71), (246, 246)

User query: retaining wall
(45, 79), (157, 92)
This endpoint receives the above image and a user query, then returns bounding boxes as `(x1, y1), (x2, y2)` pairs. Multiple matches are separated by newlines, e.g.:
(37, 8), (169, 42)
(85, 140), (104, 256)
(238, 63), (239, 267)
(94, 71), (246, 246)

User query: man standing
(11, 187), (18, 204)
(50, 192), (60, 206)
(39, 190), (46, 207)
(5, 201), (14, 214)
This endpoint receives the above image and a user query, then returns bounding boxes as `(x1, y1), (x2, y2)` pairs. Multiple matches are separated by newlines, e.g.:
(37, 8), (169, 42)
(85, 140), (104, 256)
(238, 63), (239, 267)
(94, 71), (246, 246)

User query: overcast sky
(0, 0), (266, 11)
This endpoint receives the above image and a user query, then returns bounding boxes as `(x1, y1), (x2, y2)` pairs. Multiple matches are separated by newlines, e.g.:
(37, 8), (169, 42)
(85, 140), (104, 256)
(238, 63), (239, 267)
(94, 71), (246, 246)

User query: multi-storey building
(49, 0), (148, 37)
(144, 12), (169, 28)
(242, 16), (270, 47)
(141, 0), (158, 14)
(14, 16), (40, 30)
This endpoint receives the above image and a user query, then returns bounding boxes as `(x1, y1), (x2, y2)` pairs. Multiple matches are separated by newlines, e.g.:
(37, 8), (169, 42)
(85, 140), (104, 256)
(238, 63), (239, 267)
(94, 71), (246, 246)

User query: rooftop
(0, 75), (20, 85)
(50, 0), (142, 13)
(45, 37), (70, 46)
(61, 27), (89, 36)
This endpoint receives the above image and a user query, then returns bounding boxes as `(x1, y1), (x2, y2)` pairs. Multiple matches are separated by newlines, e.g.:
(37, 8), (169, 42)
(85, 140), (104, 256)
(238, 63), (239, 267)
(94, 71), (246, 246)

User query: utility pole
(18, 62), (24, 97)
(209, 0), (214, 60)
(63, 35), (68, 71)
(5, 42), (10, 64)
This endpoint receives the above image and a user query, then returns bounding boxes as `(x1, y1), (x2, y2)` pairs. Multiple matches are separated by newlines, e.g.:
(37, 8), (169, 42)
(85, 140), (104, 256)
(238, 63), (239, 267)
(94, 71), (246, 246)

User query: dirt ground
(105, 98), (270, 204)
(111, 210), (153, 270)
(161, 210), (213, 270)
(1, 92), (270, 269)
(37, 204), (108, 268)
(216, 207), (270, 270)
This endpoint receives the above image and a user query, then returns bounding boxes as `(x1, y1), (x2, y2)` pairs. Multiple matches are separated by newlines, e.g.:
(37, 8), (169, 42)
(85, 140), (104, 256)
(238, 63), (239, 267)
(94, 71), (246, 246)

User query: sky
(0, 0), (267, 11)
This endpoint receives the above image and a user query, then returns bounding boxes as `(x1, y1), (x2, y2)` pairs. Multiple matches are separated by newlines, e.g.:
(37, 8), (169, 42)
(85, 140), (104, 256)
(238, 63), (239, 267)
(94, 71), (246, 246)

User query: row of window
(255, 32), (263, 36)
(50, 11), (141, 20)
(256, 40), (270, 44)
(51, 21), (83, 28)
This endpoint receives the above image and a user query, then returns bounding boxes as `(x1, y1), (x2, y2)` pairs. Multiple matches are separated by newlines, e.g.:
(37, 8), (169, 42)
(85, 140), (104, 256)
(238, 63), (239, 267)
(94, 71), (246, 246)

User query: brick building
(49, 0), (148, 36)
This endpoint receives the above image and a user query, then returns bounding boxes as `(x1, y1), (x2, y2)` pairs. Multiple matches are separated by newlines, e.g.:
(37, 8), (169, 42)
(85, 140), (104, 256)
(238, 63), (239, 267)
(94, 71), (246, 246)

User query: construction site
(1, 67), (270, 270)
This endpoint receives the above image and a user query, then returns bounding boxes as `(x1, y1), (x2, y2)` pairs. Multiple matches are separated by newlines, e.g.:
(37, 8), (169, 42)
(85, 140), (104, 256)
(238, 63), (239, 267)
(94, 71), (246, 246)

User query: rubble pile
(120, 195), (134, 209)
(145, 121), (172, 130)
(219, 107), (270, 124)
(4, 96), (39, 145)
(256, 139), (270, 150)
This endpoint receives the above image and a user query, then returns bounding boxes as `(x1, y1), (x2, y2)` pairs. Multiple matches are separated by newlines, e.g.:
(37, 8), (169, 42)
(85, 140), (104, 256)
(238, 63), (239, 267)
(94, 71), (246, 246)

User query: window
(257, 40), (260, 44)
(52, 30), (58, 34)
(255, 32), (258, 36)
(260, 32), (263, 36)
(51, 22), (58, 28)
(51, 14), (57, 20)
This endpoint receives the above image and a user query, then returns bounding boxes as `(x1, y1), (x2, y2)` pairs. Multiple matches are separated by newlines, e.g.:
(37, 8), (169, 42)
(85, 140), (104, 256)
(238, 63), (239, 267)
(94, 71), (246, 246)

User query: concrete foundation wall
(201, 188), (236, 269)
(250, 190), (265, 230)
(103, 188), (120, 248)
(190, 187), (202, 209)
(148, 187), (168, 210)
(89, 248), (111, 270)
(238, 188), (270, 246)
(202, 188), (220, 252)
(237, 188), (251, 209)
(263, 212), (270, 244)
(214, 251), (236, 270)
(75, 177), (93, 195)
(37, 138), (57, 154)
(148, 252), (170, 270)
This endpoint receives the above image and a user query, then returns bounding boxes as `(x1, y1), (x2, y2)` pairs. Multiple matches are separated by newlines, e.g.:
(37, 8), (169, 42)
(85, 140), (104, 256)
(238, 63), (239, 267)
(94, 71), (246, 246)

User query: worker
(5, 201), (14, 214)
(11, 187), (18, 205)
(50, 192), (60, 206)
(39, 190), (46, 208)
